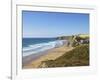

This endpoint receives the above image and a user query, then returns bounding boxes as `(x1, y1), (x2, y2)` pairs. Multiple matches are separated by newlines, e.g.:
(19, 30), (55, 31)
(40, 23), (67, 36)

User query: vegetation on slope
(78, 34), (89, 39)
(39, 44), (89, 68)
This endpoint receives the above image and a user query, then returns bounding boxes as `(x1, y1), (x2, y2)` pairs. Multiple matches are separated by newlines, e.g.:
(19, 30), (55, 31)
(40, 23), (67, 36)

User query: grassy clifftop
(78, 34), (89, 39)
(57, 34), (89, 40)
(39, 44), (89, 68)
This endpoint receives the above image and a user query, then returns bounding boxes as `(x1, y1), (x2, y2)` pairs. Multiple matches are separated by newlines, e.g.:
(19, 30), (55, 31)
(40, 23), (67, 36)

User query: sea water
(22, 38), (67, 57)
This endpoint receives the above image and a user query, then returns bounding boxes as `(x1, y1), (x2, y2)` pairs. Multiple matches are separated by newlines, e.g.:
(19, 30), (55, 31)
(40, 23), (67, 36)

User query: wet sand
(23, 45), (73, 69)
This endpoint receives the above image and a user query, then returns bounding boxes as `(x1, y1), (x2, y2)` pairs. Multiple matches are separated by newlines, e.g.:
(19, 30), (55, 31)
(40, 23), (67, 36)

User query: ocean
(22, 38), (67, 57)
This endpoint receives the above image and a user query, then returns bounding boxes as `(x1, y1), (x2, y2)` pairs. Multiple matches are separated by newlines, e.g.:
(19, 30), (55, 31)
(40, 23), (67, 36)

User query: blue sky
(22, 11), (89, 38)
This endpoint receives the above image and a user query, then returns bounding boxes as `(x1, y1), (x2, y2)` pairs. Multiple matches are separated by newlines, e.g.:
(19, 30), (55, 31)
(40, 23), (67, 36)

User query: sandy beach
(23, 45), (73, 69)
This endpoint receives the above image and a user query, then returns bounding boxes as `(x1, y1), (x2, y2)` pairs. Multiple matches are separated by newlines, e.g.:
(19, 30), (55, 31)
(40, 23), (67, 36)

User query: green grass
(41, 44), (89, 67)
(78, 34), (89, 39)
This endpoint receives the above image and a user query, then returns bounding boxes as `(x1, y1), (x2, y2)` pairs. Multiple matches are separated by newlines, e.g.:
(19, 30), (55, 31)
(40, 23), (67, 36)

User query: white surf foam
(23, 40), (67, 57)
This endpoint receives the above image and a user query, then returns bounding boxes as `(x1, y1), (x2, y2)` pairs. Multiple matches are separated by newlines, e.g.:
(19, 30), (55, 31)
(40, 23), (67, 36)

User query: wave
(23, 40), (67, 57)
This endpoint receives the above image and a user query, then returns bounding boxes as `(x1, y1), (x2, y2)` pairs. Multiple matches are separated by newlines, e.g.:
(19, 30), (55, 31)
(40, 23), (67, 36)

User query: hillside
(39, 44), (89, 68)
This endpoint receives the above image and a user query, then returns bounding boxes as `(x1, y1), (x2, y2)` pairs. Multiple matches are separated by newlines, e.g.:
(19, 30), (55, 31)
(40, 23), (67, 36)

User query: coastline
(22, 45), (73, 69)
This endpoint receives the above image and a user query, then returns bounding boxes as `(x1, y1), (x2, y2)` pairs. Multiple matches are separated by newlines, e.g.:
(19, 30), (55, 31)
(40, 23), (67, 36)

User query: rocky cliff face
(38, 61), (48, 68)
(57, 34), (89, 47)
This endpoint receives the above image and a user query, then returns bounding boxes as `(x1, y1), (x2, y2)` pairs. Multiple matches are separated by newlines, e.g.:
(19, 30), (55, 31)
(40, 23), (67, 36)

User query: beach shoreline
(22, 48), (57, 67)
(22, 45), (73, 69)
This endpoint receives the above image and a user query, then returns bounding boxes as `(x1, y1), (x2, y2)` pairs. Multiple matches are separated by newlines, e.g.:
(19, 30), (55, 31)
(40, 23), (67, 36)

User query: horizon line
(23, 33), (89, 38)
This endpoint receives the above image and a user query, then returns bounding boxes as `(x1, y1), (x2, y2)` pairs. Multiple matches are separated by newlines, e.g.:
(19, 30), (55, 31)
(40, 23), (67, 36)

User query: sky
(22, 11), (89, 38)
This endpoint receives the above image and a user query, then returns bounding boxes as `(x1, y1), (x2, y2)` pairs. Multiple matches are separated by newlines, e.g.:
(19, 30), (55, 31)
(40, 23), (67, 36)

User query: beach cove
(23, 45), (73, 68)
